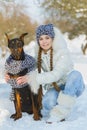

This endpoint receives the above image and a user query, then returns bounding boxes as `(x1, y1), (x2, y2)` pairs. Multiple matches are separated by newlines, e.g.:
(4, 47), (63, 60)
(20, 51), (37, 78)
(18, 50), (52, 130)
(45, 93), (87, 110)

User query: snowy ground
(0, 36), (87, 130)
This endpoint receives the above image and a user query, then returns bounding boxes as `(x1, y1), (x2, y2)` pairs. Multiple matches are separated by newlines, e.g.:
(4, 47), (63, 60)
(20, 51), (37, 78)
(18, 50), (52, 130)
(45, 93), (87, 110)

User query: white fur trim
(58, 91), (76, 108)
(34, 27), (67, 58)
(28, 71), (40, 94)
(52, 27), (67, 52)
(49, 105), (70, 122)
(48, 92), (76, 122)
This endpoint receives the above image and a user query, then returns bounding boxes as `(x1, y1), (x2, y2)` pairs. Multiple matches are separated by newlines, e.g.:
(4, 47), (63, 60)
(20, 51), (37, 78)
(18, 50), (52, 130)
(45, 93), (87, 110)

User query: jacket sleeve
(36, 49), (73, 84)
(28, 49), (73, 94)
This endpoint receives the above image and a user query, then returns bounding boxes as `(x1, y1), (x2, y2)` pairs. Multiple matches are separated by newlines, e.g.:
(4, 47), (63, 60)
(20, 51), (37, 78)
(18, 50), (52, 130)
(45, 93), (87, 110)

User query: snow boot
(47, 91), (76, 123)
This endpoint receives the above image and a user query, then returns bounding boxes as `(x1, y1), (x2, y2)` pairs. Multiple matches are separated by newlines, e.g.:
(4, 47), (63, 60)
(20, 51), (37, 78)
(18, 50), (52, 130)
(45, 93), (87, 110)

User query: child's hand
(5, 73), (10, 82)
(16, 76), (28, 85)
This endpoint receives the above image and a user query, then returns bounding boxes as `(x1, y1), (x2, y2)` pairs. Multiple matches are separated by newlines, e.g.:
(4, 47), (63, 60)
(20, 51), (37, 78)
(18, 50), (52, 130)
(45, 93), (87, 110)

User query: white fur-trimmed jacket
(28, 27), (74, 94)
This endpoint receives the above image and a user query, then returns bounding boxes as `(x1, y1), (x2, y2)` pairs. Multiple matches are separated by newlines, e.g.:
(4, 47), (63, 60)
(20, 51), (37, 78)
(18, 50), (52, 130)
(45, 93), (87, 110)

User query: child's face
(39, 35), (53, 52)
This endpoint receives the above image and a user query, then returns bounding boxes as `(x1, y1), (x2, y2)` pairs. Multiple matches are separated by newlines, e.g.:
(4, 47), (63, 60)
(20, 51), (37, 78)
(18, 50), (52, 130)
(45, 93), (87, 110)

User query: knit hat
(36, 24), (55, 44)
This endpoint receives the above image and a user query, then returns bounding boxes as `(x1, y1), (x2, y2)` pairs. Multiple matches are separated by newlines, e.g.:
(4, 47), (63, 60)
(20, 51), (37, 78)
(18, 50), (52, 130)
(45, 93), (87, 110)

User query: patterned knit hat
(36, 24), (55, 44)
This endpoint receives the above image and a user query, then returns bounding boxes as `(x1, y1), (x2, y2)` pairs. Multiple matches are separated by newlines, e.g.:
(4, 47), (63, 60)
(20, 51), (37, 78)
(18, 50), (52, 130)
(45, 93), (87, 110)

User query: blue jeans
(41, 70), (85, 117)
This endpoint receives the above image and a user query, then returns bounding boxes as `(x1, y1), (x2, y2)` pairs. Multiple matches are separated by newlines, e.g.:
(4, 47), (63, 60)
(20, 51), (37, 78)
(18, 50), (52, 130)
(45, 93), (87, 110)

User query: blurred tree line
(0, 0), (37, 56)
(41, 0), (87, 40)
(0, 0), (87, 56)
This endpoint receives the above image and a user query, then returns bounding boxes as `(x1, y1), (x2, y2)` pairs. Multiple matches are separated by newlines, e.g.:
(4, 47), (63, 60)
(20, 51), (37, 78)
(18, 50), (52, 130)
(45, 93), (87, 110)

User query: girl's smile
(39, 35), (53, 52)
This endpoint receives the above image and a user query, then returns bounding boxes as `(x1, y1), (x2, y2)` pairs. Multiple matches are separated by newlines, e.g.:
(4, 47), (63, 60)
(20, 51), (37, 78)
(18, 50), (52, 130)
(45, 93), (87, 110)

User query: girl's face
(39, 35), (53, 52)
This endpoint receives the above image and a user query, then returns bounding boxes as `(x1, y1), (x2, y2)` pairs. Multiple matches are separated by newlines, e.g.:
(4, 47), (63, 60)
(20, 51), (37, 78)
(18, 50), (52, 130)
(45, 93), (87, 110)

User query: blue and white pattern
(5, 53), (36, 89)
(36, 24), (55, 44)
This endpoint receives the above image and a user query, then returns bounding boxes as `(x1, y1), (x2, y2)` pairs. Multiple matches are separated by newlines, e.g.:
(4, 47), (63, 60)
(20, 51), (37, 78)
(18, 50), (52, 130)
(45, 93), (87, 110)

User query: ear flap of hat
(5, 33), (10, 43)
(19, 33), (28, 42)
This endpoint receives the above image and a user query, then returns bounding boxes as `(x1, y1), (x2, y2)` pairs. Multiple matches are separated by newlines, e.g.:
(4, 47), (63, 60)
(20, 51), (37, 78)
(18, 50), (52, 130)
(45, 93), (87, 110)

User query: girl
(5, 24), (85, 122)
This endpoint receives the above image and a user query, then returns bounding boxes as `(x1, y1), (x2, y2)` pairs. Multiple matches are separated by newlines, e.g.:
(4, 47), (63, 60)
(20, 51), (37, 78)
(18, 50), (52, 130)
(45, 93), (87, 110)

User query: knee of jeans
(71, 70), (83, 79)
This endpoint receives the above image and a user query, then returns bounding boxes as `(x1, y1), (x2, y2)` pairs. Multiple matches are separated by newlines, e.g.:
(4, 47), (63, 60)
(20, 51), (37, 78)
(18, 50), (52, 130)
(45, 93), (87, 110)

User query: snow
(0, 0), (87, 129)
(0, 35), (87, 130)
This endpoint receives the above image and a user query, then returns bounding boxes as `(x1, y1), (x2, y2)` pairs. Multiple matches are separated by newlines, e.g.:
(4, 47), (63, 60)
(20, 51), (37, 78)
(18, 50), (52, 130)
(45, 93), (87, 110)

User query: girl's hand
(16, 75), (28, 85)
(5, 73), (10, 82)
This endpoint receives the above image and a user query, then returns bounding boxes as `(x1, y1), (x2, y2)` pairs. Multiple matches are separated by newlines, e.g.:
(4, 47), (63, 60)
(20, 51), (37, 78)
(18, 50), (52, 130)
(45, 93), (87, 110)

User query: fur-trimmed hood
(28, 27), (73, 94)
(34, 27), (67, 59)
